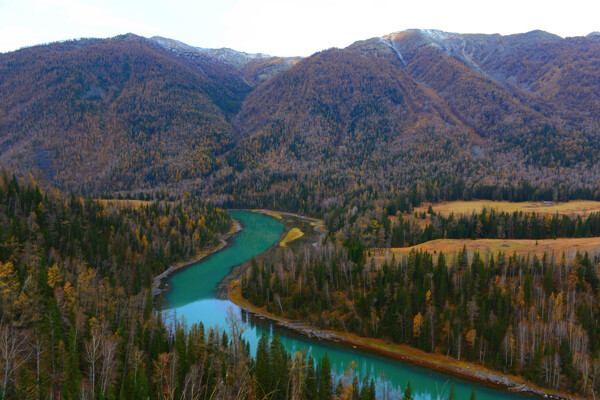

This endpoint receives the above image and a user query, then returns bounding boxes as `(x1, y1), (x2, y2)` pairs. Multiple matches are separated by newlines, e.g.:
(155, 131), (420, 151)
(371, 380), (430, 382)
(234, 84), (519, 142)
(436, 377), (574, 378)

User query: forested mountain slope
(0, 34), (252, 192)
(1, 30), (600, 206)
(225, 31), (600, 214)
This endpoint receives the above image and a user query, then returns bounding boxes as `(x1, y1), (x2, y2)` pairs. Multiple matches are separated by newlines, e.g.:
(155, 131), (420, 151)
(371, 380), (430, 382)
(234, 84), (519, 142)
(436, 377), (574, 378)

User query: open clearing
(371, 237), (600, 262)
(280, 228), (304, 247)
(97, 199), (153, 208)
(413, 200), (600, 217)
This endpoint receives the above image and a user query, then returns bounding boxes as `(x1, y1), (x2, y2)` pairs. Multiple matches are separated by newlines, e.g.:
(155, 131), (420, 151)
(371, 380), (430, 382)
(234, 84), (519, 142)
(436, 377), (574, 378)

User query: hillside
(1, 30), (600, 206)
(0, 34), (252, 191)
(226, 30), (600, 214)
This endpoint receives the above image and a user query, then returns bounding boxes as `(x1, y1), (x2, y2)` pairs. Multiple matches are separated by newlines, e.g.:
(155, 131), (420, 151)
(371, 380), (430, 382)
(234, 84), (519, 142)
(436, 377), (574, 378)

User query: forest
(2, 32), (600, 211)
(0, 172), (390, 399)
(389, 208), (600, 247)
(241, 242), (600, 397)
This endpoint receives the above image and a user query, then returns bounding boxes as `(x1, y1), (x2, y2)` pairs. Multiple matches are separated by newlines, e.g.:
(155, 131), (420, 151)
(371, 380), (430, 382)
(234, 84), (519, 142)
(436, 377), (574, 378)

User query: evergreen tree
(335, 379), (344, 397)
(302, 356), (318, 400)
(352, 374), (360, 400)
(368, 379), (376, 400)
(269, 334), (289, 400)
(318, 354), (333, 400)
(255, 332), (271, 398)
(359, 376), (376, 400)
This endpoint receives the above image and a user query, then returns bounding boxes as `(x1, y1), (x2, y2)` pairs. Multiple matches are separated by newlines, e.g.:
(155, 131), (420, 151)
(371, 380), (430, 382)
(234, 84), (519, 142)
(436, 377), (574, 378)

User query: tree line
(390, 208), (600, 247)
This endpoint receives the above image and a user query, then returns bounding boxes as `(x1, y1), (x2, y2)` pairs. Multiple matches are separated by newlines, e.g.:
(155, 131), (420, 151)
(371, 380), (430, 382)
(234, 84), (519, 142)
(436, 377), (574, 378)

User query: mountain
(151, 36), (300, 85)
(0, 34), (252, 191)
(1, 30), (600, 203)
(230, 43), (484, 172)
(378, 30), (600, 121)
(228, 30), (600, 208)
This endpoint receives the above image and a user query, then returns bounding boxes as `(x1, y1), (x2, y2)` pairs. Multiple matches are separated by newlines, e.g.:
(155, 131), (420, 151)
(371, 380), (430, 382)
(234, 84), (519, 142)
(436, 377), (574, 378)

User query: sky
(0, 0), (599, 56)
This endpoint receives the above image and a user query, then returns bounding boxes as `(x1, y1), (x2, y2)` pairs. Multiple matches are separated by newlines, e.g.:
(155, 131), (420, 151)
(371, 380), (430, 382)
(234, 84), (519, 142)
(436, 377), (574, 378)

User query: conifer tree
(302, 355), (317, 400)
(318, 354), (333, 400)
(255, 332), (271, 398)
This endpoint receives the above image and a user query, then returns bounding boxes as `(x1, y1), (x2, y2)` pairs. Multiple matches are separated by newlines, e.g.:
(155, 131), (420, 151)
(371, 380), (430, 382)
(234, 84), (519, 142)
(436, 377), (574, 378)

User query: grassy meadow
(413, 200), (600, 216)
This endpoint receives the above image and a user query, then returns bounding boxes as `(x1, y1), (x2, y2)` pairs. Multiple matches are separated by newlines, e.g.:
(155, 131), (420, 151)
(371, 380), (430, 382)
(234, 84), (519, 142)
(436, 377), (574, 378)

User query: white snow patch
(419, 29), (453, 41)
(379, 37), (406, 65)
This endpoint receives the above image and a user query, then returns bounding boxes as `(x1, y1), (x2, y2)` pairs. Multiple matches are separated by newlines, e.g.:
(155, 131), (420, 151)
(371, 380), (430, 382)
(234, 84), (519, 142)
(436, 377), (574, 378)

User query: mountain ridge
(1, 29), (599, 206)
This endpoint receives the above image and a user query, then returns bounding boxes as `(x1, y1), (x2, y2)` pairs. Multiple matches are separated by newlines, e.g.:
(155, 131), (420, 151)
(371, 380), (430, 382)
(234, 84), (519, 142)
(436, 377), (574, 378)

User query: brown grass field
(371, 237), (600, 263)
(414, 200), (600, 217)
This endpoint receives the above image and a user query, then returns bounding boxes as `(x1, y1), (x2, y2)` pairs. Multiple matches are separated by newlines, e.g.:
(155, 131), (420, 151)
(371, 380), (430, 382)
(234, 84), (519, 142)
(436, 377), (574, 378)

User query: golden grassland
(280, 228), (304, 247)
(96, 199), (153, 208)
(228, 282), (569, 399)
(370, 237), (600, 264)
(389, 200), (600, 231)
(414, 200), (600, 217)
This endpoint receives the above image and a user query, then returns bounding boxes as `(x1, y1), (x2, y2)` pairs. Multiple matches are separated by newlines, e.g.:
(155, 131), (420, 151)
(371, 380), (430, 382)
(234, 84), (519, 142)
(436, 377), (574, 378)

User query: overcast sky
(1, 0), (599, 56)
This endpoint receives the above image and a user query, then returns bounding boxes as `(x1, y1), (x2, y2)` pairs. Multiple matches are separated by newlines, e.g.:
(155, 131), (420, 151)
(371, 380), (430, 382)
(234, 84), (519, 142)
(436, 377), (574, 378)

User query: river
(163, 211), (536, 400)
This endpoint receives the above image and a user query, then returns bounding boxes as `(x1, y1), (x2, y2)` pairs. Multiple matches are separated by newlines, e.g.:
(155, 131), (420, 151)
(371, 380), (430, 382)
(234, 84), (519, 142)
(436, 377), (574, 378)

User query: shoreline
(152, 217), (243, 298)
(229, 281), (583, 400)
(214, 209), (323, 299)
(250, 209), (327, 246)
(160, 208), (585, 400)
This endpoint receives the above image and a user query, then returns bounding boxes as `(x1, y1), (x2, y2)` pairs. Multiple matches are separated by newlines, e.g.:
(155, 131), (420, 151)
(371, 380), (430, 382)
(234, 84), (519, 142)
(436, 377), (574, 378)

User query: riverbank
(215, 210), (325, 299)
(152, 218), (242, 297)
(251, 209), (326, 246)
(229, 280), (582, 400)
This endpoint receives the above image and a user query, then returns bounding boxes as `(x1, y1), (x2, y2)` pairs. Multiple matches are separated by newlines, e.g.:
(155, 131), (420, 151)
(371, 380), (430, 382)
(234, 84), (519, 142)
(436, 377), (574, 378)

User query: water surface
(164, 211), (537, 400)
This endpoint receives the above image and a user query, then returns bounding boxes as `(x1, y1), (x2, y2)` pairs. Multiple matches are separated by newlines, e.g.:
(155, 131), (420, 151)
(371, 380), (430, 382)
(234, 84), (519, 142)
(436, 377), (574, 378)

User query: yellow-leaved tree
(0, 261), (20, 318)
(413, 312), (424, 338)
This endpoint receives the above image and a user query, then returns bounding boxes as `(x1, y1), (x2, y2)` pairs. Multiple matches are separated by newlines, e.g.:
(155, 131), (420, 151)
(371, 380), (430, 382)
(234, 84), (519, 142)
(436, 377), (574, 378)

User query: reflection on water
(163, 211), (537, 400)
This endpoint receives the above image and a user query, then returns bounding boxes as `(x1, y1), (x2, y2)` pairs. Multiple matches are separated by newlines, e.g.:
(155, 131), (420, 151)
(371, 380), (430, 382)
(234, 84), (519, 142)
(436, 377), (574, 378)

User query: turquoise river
(164, 211), (537, 400)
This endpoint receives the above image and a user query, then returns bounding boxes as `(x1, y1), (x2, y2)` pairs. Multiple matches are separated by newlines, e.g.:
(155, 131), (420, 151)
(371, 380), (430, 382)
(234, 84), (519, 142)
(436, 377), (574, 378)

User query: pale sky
(0, 0), (599, 56)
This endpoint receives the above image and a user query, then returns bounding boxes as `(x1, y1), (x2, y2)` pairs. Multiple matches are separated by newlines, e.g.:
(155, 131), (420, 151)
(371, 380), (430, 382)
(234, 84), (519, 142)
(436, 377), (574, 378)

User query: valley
(2, 27), (600, 400)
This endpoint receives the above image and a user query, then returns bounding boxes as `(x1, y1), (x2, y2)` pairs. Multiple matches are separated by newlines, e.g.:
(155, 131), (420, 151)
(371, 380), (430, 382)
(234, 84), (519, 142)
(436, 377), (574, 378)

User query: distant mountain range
(1, 30), (599, 203)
